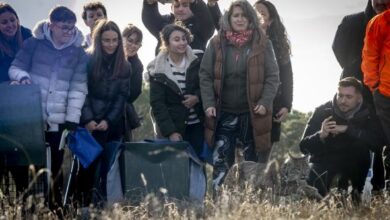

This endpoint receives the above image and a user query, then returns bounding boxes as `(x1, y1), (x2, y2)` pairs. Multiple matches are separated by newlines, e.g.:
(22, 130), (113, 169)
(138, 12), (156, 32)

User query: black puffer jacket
(300, 97), (384, 164)
(142, 0), (214, 54)
(81, 56), (131, 128)
(148, 48), (204, 137)
(332, 0), (375, 104)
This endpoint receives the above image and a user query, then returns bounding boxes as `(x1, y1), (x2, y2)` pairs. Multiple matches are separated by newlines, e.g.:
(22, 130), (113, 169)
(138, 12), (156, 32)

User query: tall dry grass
(1, 180), (390, 219)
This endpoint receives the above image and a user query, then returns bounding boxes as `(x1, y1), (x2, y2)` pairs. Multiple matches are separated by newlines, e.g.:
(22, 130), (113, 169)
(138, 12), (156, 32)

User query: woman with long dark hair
(80, 19), (130, 204)
(254, 0), (293, 145)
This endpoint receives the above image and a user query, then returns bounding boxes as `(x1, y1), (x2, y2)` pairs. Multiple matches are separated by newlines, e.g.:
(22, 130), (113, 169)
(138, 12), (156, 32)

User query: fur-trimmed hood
(32, 20), (84, 49)
(145, 46), (203, 82)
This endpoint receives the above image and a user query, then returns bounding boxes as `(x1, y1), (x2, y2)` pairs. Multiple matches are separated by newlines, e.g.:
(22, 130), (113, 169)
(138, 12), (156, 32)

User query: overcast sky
(6, 0), (368, 112)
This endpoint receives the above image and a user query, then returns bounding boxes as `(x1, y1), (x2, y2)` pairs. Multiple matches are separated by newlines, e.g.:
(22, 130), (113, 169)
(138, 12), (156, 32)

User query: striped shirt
(168, 56), (200, 125)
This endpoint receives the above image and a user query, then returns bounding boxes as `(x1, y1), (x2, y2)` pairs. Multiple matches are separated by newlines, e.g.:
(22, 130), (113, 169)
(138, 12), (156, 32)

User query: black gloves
(63, 121), (78, 132)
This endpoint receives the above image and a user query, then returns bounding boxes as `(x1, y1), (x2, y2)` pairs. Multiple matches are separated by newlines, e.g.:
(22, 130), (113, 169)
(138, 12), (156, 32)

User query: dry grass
(1, 183), (390, 219)
(1, 164), (390, 219)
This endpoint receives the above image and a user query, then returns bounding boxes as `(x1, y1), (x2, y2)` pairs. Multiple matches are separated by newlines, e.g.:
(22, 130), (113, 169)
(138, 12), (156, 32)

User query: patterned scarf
(225, 30), (253, 48)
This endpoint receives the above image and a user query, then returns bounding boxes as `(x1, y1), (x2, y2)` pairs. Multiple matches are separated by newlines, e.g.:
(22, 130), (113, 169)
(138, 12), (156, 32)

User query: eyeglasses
(53, 23), (76, 33)
(126, 37), (141, 46)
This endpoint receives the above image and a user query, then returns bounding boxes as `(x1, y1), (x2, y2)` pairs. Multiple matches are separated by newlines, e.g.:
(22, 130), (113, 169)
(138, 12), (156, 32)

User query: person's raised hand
(329, 124), (348, 135)
(319, 116), (335, 140)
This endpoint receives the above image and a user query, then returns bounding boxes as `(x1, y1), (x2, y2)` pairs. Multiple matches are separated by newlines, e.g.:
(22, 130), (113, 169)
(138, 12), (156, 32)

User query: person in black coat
(79, 20), (131, 205)
(0, 2), (32, 195)
(300, 77), (384, 202)
(122, 24), (144, 141)
(332, 0), (376, 105)
(254, 0), (293, 147)
(147, 23), (204, 156)
(332, 0), (389, 191)
(142, 0), (215, 55)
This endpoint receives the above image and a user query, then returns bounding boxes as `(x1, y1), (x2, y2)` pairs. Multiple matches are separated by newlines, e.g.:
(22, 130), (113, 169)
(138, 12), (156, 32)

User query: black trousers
(307, 155), (370, 197)
(184, 122), (204, 158)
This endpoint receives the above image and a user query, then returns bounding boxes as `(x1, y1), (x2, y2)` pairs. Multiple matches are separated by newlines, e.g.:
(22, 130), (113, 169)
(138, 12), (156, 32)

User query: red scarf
(225, 30), (253, 48)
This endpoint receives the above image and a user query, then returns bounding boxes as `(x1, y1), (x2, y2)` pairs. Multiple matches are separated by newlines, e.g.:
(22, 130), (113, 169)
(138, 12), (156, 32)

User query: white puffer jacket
(9, 20), (88, 131)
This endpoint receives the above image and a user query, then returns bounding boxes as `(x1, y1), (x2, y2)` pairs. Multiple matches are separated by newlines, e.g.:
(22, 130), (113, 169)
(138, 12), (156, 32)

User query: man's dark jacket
(300, 98), (384, 164)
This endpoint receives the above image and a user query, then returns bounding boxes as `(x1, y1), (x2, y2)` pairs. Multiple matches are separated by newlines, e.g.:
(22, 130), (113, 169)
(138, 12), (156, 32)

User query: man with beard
(300, 77), (383, 203)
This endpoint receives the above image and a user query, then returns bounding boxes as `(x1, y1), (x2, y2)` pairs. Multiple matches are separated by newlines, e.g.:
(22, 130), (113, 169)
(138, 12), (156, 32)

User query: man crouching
(299, 77), (384, 203)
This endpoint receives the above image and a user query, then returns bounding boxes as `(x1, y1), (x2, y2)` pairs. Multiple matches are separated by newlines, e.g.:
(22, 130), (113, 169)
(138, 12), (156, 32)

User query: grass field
(1, 176), (390, 219)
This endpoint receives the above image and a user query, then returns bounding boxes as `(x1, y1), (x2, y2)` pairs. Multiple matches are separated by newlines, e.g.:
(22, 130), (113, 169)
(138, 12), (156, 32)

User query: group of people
(0, 2), (145, 208)
(0, 0), (294, 207)
(3, 0), (389, 211)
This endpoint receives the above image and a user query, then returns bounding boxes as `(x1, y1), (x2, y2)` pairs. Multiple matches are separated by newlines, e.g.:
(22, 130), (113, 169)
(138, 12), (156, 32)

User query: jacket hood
(32, 20), (84, 49)
(145, 46), (202, 81)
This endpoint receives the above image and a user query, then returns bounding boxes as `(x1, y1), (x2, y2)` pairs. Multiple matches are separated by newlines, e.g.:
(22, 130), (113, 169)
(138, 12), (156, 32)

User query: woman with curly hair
(254, 0), (293, 146)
